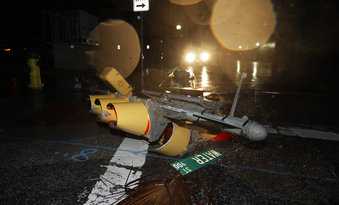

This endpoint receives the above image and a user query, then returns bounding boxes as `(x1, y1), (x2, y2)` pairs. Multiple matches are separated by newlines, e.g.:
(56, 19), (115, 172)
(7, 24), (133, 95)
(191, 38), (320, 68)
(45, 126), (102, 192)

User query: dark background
(0, 0), (338, 90)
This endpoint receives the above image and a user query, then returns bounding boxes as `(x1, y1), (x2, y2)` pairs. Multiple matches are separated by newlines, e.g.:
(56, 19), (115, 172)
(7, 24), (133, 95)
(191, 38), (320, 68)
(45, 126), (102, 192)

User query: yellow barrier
(27, 58), (43, 90)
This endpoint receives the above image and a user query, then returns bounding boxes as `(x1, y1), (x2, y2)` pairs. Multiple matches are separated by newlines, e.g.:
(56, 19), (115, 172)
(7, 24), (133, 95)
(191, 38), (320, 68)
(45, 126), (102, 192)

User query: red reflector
(209, 132), (233, 141)
(163, 123), (173, 143)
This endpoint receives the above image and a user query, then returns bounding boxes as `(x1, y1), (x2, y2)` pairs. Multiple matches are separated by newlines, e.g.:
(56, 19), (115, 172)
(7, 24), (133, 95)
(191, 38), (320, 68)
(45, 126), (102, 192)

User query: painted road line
(2, 135), (339, 182)
(265, 126), (339, 141)
(278, 127), (339, 141)
(84, 138), (149, 205)
(218, 163), (339, 182)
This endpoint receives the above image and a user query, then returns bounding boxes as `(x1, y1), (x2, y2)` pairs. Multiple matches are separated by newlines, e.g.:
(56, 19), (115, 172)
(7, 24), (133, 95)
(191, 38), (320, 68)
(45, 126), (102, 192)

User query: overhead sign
(170, 149), (224, 175)
(133, 0), (149, 12)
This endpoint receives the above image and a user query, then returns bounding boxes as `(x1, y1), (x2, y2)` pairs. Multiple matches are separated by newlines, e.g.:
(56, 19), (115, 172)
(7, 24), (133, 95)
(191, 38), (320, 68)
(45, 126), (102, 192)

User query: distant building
(43, 10), (99, 70)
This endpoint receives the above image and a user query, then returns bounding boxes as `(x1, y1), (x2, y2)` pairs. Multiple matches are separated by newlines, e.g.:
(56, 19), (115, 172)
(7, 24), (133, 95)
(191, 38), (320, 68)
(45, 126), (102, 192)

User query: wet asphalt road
(1, 66), (339, 204)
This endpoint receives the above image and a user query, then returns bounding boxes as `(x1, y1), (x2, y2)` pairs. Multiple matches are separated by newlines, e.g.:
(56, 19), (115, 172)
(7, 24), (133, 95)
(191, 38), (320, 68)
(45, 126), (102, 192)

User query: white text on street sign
(171, 149), (224, 175)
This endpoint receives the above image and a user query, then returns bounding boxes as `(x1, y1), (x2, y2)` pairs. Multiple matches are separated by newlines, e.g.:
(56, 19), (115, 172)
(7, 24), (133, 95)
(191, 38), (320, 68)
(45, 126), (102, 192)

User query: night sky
(1, 0), (337, 44)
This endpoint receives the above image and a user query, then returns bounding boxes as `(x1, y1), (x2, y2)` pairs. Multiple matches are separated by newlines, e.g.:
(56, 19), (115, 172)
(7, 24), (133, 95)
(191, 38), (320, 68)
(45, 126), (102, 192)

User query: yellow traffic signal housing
(100, 101), (150, 137)
(150, 123), (192, 157)
(92, 96), (130, 116)
(99, 67), (133, 97)
(91, 67), (151, 137)
(90, 95), (197, 156)
(89, 94), (118, 115)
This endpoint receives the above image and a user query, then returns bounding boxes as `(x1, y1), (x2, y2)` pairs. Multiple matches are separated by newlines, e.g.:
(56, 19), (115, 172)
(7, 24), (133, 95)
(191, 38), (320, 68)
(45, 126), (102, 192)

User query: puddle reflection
(201, 66), (209, 88)
(162, 59), (273, 94)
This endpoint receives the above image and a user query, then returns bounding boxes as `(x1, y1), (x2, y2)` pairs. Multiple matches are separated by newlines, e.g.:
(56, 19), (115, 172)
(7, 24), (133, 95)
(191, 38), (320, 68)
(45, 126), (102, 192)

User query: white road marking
(278, 127), (339, 141)
(266, 125), (339, 141)
(84, 138), (149, 205)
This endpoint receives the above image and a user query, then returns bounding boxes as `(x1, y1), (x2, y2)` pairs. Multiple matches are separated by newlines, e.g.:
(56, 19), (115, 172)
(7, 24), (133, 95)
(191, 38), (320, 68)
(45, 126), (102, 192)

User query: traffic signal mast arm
(158, 104), (266, 141)
(143, 72), (266, 141)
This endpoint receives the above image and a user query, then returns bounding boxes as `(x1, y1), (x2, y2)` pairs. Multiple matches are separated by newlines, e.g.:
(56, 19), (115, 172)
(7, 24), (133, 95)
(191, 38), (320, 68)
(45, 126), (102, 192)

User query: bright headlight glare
(200, 52), (209, 62)
(185, 52), (196, 63)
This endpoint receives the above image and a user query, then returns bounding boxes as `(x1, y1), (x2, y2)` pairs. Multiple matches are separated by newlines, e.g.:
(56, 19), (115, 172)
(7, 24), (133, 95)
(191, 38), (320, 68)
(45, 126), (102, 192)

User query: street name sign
(133, 0), (149, 12)
(171, 149), (224, 175)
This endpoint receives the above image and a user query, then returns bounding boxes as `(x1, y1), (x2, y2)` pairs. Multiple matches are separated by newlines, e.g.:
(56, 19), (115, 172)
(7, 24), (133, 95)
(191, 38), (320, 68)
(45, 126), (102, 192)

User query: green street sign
(170, 149), (224, 175)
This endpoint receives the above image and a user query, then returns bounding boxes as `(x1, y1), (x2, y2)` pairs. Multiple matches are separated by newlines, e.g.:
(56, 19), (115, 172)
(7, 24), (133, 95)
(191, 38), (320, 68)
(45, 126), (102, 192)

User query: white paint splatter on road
(84, 138), (149, 205)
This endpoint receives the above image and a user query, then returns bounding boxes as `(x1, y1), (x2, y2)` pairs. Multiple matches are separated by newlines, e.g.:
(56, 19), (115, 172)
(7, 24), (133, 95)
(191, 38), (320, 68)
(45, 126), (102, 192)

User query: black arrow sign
(136, 3), (145, 8)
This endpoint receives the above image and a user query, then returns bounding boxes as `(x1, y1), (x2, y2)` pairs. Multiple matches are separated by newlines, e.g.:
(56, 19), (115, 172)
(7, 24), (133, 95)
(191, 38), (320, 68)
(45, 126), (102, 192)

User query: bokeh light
(169, 0), (202, 6)
(185, 52), (196, 63)
(210, 0), (276, 51)
(200, 52), (209, 62)
(183, 0), (216, 25)
(88, 19), (141, 78)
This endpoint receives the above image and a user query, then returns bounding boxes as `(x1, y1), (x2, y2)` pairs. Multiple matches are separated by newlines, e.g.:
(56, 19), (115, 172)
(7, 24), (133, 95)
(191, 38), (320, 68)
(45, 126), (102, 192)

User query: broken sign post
(171, 149), (224, 175)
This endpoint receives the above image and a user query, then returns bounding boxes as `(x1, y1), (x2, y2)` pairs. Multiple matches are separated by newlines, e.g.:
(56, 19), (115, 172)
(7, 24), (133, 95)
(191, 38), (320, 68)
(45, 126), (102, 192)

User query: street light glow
(200, 52), (209, 62)
(176, 24), (182, 30)
(185, 52), (195, 63)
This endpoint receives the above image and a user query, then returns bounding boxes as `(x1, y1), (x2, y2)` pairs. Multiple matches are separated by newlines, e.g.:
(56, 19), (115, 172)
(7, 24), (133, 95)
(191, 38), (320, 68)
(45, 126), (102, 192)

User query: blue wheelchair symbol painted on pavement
(71, 148), (98, 162)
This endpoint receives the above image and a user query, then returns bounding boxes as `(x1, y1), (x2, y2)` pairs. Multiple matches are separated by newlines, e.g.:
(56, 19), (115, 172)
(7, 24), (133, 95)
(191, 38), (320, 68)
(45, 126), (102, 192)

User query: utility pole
(133, 0), (149, 89)
(140, 12), (144, 88)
